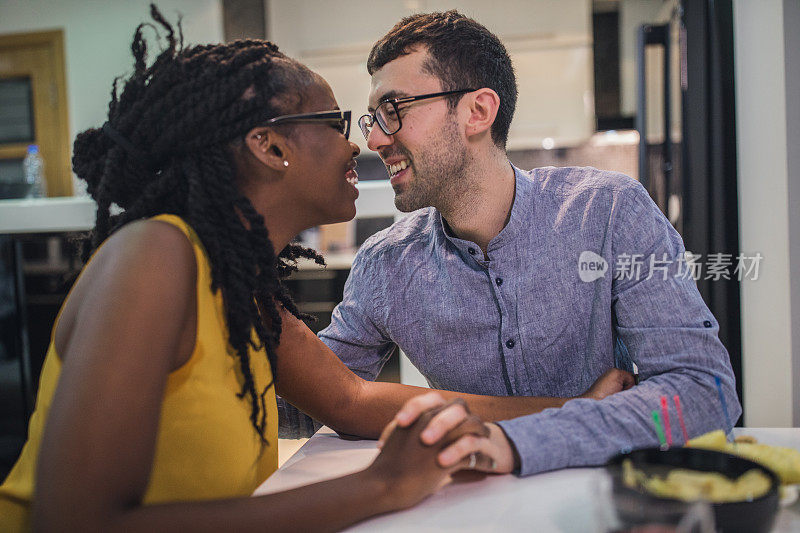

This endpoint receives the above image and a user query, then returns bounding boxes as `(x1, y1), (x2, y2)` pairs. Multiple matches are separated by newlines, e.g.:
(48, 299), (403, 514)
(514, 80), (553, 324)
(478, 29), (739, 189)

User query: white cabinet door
(506, 37), (595, 150)
(301, 37), (596, 152)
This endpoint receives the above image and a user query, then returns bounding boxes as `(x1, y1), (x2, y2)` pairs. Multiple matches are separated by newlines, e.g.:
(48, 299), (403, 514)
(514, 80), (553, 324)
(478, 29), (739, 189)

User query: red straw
(660, 396), (673, 446)
(673, 394), (689, 444)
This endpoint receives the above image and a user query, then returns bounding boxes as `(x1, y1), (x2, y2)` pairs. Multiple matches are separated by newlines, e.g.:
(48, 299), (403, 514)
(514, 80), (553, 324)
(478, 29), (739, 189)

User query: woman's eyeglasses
(266, 110), (351, 140)
(357, 89), (476, 140)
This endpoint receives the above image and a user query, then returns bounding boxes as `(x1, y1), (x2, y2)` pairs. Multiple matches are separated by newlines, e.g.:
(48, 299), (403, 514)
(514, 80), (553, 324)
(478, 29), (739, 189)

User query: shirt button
(703, 320), (712, 328)
(468, 247), (476, 255)
(496, 277), (503, 286)
(506, 339), (515, 348)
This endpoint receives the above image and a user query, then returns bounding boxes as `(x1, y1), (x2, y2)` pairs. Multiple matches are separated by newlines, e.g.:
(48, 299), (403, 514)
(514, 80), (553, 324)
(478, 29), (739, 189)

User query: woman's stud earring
(283, 161), (289, 167)
(256, 134), (262, 140)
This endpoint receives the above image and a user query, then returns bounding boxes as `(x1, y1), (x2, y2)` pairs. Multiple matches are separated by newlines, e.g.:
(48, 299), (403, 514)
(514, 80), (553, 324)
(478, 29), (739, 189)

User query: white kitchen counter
(0, 197), (95, 234)
(0, 181), (398, 235)
(0, 182), (395, 273)
(0, 197), (355, 270)
(254, 427), (800, 532)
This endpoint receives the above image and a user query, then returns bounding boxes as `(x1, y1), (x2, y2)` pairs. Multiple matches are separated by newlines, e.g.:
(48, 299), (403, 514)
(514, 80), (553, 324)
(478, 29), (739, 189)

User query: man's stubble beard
(394, 118), (470, 214)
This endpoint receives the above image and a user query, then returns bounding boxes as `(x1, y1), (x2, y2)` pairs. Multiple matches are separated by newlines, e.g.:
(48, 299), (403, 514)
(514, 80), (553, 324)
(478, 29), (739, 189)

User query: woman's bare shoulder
(73, 219), (197, 298)
(55, 218), (197, 360)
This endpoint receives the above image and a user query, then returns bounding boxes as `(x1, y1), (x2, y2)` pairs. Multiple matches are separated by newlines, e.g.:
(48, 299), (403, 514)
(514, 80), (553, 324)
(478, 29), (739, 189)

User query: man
(286, 10), (741, 475)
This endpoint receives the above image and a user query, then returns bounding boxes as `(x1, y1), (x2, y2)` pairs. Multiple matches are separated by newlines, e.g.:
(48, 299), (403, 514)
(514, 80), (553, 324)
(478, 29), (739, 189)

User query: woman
(0, 7), (629, 531)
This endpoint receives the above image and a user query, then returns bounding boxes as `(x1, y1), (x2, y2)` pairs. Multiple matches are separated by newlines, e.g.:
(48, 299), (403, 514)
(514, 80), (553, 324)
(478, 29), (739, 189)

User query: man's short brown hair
(367, 10), (517, 149)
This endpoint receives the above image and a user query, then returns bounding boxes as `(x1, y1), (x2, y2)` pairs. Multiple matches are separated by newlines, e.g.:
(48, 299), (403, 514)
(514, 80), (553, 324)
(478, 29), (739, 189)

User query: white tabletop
(255, 427), (800, 532)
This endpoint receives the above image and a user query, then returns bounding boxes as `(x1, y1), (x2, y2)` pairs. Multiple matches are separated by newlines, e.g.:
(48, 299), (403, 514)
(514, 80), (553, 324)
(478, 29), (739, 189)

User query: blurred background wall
(0, 0), (223, 194)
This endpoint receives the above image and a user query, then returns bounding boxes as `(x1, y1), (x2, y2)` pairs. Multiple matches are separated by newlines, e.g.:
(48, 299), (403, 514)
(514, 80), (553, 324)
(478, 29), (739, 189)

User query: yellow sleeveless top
(0, 214), (278, 531)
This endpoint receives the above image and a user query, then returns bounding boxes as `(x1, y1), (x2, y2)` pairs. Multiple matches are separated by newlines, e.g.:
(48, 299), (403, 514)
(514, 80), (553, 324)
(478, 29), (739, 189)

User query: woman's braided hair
(71, 4), (324, 443)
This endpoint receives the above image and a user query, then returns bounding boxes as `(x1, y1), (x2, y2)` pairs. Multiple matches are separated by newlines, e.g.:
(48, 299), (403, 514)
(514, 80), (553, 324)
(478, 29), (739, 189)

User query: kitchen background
(0, 0), (797, 478)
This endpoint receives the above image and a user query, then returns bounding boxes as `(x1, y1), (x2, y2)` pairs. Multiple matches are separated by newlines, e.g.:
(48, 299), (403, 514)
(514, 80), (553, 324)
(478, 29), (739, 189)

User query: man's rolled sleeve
(318, 242), (397, 380)
(498, 183), (741, 476)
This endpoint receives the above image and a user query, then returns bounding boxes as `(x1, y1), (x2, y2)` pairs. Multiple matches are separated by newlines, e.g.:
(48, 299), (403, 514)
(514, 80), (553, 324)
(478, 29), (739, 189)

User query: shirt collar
(435, 163), (530, 260)
(487, 164), (530, 251)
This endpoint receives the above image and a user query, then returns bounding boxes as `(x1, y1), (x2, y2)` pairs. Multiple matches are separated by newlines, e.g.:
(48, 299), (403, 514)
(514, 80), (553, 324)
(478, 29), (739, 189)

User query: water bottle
(23, 144), (46, 198)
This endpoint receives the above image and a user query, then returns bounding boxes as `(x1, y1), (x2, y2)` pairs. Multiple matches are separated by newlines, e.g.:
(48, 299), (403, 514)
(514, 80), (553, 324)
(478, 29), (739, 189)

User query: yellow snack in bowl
(687, 429), (728, 449)
(622, 459), (772, 502)
(731, 443), (800, 485)
(686, 430), (800, 485)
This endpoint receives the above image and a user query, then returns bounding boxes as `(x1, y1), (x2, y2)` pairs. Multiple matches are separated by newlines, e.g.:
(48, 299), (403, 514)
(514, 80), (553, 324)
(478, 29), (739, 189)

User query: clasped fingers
(381, 393), (475, 449)
(394, 391), (449, 427)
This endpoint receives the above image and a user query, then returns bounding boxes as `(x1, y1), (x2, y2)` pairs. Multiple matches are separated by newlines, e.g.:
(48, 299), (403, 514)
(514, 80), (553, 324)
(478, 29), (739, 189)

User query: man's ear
(464, 88), (500, 140)
(243, 127), (292, 171)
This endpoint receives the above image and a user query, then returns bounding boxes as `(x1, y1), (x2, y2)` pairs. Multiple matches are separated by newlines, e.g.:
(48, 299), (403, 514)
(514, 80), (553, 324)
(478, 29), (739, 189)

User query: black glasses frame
(266, 109), (351, 140)
(358, 89), (476, 140)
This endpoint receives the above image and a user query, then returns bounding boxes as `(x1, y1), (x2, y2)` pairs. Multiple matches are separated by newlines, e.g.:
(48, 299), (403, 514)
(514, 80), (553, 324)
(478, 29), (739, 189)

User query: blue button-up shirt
(317, 165), (741, 476)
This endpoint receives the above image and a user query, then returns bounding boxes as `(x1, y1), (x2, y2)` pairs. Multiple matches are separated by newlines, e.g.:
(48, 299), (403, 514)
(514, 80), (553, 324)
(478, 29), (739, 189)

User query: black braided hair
(71, 4), (325, 443)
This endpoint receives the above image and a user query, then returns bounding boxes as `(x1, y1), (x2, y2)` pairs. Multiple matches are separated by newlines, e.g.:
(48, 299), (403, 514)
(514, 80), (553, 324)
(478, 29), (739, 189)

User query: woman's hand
(578, 368), (635, 400)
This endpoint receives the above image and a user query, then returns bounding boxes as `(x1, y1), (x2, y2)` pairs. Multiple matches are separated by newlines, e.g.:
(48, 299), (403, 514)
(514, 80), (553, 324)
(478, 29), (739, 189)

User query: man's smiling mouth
(387, 160), (409, 178)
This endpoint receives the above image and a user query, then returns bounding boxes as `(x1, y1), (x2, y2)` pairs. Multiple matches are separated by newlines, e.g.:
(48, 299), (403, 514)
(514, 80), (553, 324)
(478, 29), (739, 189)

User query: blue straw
(714, 376), (732, 431)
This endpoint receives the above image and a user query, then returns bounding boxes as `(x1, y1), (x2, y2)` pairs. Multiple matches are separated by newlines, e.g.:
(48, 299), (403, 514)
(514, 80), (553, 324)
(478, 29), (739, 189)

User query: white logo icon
(578, 251), (608, 282)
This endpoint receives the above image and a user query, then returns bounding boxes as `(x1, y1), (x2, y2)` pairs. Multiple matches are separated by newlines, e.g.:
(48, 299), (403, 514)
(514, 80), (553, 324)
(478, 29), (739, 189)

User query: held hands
(366, 397), (493, 510)
(377, 393), (517, 477)
(578, 368), (636, 400)
(365, 369), (634, 508)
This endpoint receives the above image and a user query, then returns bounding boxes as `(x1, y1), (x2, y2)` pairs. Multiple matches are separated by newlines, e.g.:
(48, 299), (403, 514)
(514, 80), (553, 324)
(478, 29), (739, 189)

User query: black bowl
(606, 447), (780, 533)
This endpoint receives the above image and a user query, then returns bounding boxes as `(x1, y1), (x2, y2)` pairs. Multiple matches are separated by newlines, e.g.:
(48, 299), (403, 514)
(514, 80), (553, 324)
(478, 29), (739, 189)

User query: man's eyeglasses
(358, 89), (476, 141)
(266, 109), (351, 140)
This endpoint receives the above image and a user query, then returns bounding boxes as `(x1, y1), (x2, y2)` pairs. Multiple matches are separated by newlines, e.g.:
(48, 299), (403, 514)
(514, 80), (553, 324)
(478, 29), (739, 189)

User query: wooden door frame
(0, 29), (71, 196)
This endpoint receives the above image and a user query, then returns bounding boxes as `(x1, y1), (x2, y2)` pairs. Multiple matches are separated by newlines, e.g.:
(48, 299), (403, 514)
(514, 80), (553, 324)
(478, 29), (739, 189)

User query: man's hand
(436, 422), (516, 473)
(578, 368), (635, 400)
